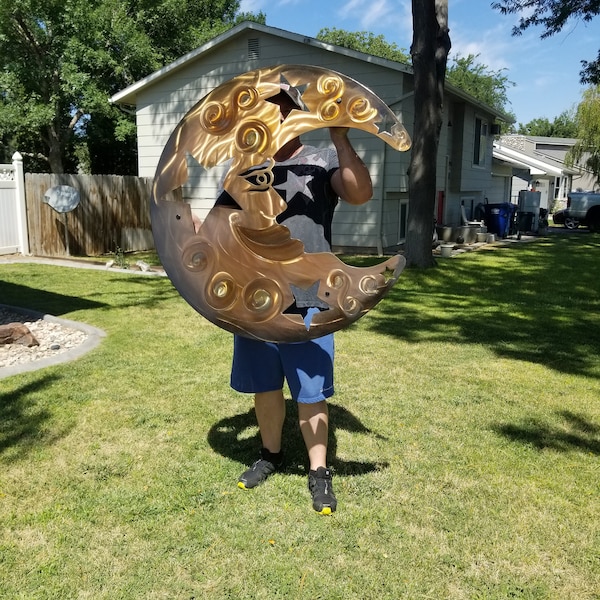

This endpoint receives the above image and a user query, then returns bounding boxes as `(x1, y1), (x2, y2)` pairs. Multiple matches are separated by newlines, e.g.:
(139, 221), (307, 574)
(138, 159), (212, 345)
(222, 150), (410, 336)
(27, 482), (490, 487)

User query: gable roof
(110, 21), (511, 122)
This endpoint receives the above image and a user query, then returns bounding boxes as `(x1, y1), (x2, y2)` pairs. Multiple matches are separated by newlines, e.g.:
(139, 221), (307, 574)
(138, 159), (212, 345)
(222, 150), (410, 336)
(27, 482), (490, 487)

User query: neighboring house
(111, 21), (510, 253)
(492, 135), (598, 213)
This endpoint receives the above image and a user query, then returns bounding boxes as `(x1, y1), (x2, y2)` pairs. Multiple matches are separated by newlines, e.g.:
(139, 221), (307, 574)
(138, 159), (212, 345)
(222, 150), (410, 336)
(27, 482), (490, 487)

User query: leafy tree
(317, 28), (411, 64)
(492, 0), (600, 85)
(0, 0), (264, 173)
(565, 86), (600, 184)
(516, 109), (578, 137)
(406, 0), (451, 268)
(446, 53), (514, 114)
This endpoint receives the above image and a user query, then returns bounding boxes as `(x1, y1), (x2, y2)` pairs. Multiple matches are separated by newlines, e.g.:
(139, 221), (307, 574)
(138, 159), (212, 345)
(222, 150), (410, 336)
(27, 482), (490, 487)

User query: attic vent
(248, 38), (260, 60)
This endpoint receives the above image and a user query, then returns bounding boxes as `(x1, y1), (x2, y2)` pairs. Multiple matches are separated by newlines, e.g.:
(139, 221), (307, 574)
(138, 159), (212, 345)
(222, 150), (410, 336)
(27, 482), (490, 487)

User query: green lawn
(1, 233), (599, 599)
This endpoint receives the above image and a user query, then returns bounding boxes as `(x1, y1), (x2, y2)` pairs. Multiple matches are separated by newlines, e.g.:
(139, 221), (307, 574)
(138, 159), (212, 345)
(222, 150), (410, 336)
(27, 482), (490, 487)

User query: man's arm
(329, 128), (373, 205)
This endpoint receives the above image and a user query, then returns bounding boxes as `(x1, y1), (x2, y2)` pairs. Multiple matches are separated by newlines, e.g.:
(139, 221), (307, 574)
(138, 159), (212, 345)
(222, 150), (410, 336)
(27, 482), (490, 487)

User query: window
(473, 117), (488, 166)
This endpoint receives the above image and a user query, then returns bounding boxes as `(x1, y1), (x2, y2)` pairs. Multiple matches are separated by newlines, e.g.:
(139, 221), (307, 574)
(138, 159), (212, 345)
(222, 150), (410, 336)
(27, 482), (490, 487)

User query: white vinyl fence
(0, 152), (29, 255)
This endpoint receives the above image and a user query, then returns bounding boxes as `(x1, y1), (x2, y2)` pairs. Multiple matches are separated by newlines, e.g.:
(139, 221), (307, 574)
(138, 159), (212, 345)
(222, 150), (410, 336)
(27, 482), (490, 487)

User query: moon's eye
(240, 162), (275, 191)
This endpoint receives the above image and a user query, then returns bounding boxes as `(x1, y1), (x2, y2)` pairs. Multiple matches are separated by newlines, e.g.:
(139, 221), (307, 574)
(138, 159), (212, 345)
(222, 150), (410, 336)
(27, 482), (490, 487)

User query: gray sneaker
(308, 467), (337, 514)
(237, 448), (283, 490)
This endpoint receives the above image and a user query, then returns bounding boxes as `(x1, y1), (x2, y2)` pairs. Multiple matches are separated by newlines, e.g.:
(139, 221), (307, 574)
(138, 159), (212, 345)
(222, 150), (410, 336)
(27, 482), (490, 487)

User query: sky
(239, 0), (600, 125)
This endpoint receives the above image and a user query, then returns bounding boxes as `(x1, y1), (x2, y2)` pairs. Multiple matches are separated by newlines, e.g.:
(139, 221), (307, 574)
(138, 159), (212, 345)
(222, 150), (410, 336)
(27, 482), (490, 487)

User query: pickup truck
(566, 192), (600, 232)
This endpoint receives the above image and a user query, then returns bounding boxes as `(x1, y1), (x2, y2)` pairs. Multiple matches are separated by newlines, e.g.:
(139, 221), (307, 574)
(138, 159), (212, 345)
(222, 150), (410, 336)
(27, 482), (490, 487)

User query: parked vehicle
(552, 208), (580, 230)
(566, 192), (600, 232)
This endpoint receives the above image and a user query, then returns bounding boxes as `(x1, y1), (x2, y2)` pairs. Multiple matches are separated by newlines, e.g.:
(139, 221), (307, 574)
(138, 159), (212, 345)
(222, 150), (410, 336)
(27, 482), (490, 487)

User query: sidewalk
(0, 254), (167, 276)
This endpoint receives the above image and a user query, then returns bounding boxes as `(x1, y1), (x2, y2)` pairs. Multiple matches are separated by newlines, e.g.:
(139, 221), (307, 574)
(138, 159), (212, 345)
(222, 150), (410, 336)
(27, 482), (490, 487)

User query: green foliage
(565, 85), (600, 184)
(446, 53), (514, 114)
(316, 27), (410, 64)
(0, 0), (263, 174)
(516, 109), (578, 137)
(492, 0), (600, 84)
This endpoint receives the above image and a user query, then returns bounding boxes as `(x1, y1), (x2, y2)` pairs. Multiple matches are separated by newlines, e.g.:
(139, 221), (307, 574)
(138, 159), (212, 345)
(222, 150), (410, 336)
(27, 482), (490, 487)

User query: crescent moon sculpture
(151, 64), (411, 342)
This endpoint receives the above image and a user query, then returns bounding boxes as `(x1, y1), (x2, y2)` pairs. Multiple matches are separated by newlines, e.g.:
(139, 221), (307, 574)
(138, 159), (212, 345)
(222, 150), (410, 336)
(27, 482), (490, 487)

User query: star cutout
(286, 280), (331, 329)
(289, 280), (328, 308)
(274, 168), (314, 202)
(374, 110), (397, 137)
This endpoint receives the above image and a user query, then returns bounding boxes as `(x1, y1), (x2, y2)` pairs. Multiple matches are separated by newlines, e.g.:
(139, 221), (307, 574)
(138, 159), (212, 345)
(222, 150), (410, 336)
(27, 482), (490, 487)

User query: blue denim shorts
(230, 334), (334, 403)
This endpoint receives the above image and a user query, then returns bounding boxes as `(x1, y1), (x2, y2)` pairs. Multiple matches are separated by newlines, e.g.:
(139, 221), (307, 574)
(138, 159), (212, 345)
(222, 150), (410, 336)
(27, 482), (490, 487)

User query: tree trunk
(45, 122), (65, 174)
(405, 0), (451, 268)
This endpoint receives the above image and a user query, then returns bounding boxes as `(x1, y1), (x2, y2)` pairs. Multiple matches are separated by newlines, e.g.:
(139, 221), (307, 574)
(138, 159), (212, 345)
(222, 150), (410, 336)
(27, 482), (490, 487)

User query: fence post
(12, 152), (30, 255)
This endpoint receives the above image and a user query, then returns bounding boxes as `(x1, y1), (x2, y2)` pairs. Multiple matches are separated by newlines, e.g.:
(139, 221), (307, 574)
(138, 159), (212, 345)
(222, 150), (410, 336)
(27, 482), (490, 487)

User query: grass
(1, 232), (599, 599)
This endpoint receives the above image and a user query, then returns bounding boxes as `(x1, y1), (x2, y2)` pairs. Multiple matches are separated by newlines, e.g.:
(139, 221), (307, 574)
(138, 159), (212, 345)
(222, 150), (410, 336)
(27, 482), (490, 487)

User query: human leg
(231, 337), (286, 489)
(298, 400), (337, 514)
(254, 389), (286, 454)
(298, 400), (328, 471)
(279, 335), (337, 513)
(238, 390), (286, 489)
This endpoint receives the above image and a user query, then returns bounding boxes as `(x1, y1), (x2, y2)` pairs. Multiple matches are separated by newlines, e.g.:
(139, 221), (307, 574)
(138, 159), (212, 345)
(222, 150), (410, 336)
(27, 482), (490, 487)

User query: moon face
(151, 65), (411, 342)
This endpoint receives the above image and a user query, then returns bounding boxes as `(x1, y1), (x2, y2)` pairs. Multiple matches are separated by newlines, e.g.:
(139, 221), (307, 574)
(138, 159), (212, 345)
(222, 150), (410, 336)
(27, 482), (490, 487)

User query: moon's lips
(151, 65), (411, 342)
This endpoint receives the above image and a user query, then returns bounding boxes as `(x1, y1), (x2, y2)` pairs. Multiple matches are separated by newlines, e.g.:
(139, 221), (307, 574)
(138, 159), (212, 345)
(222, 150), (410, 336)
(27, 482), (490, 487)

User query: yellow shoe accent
(238, 481), (247, 490)
(318, 507), (332, 515)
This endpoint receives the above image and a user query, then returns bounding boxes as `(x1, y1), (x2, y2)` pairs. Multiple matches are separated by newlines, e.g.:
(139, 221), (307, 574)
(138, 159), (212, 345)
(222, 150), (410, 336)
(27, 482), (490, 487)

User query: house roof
(493, 138), (580, 176)
(109, 21), (511, 122)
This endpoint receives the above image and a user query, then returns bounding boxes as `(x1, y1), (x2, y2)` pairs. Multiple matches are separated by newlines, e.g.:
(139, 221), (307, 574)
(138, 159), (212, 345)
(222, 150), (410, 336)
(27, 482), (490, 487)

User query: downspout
(378, 91), (415, 255)
(376, 140), (387, 256)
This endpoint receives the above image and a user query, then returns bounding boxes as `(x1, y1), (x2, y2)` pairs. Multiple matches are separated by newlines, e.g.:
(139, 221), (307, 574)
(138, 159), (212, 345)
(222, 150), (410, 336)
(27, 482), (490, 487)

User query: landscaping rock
(0, 323), (39, 347)
(0, 308), (88, 368)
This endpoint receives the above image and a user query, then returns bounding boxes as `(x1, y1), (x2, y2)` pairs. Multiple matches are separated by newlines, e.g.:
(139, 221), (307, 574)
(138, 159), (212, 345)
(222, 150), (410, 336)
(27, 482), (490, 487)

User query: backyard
(1, 232), (599, 599)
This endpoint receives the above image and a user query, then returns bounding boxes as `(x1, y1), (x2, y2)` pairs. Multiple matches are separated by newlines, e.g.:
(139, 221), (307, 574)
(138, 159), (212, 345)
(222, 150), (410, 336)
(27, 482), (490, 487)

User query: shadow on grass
(492, 410), (600, 454)
(0, 272), (181, 315)
(207, 400), (388, 476)
(0, 374), (70, 462)
(358, 234), (600, 379)
(0, 281), (107, 315)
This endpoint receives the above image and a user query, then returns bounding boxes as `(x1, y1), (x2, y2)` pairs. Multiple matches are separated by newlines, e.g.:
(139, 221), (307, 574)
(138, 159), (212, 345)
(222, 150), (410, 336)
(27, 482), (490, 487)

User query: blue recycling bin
(484, 203), (516, 238)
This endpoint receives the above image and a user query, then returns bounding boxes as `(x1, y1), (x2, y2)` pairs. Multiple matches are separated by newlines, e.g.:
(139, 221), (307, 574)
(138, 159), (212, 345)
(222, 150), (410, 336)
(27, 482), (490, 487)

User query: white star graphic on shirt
(274, 168), (314, 202)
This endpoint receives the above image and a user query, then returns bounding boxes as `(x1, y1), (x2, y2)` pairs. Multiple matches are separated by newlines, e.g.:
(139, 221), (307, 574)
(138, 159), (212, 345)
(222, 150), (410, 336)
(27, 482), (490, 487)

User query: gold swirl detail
(206, 272), (237, 310)
(182, 242), (211, 272)
(235, 120), (271, 154)
(235, 86), (260, 110)
(347, 96), (377, 123)
(320, 100), (341, 122)
(242, 278), (282, 321)
(341, 296), (361, 316)
(200, 101), (235, 134)
(327, 269), (349, 290)
(359, 274), (381, 295)
(317, 75), (344, 98)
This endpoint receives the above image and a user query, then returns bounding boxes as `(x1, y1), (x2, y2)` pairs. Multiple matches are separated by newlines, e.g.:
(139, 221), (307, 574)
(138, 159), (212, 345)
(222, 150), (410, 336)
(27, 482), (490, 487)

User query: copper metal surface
(151, 65), (411, 342)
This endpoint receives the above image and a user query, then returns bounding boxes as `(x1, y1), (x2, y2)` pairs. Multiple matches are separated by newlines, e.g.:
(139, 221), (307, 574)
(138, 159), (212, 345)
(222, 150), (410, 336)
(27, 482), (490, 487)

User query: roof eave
(110, 21), (414, 106)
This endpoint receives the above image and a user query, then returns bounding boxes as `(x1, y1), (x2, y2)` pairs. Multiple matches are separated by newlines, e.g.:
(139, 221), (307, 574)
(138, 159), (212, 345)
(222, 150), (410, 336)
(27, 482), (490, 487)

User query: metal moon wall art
(151, 64), (411, 342)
